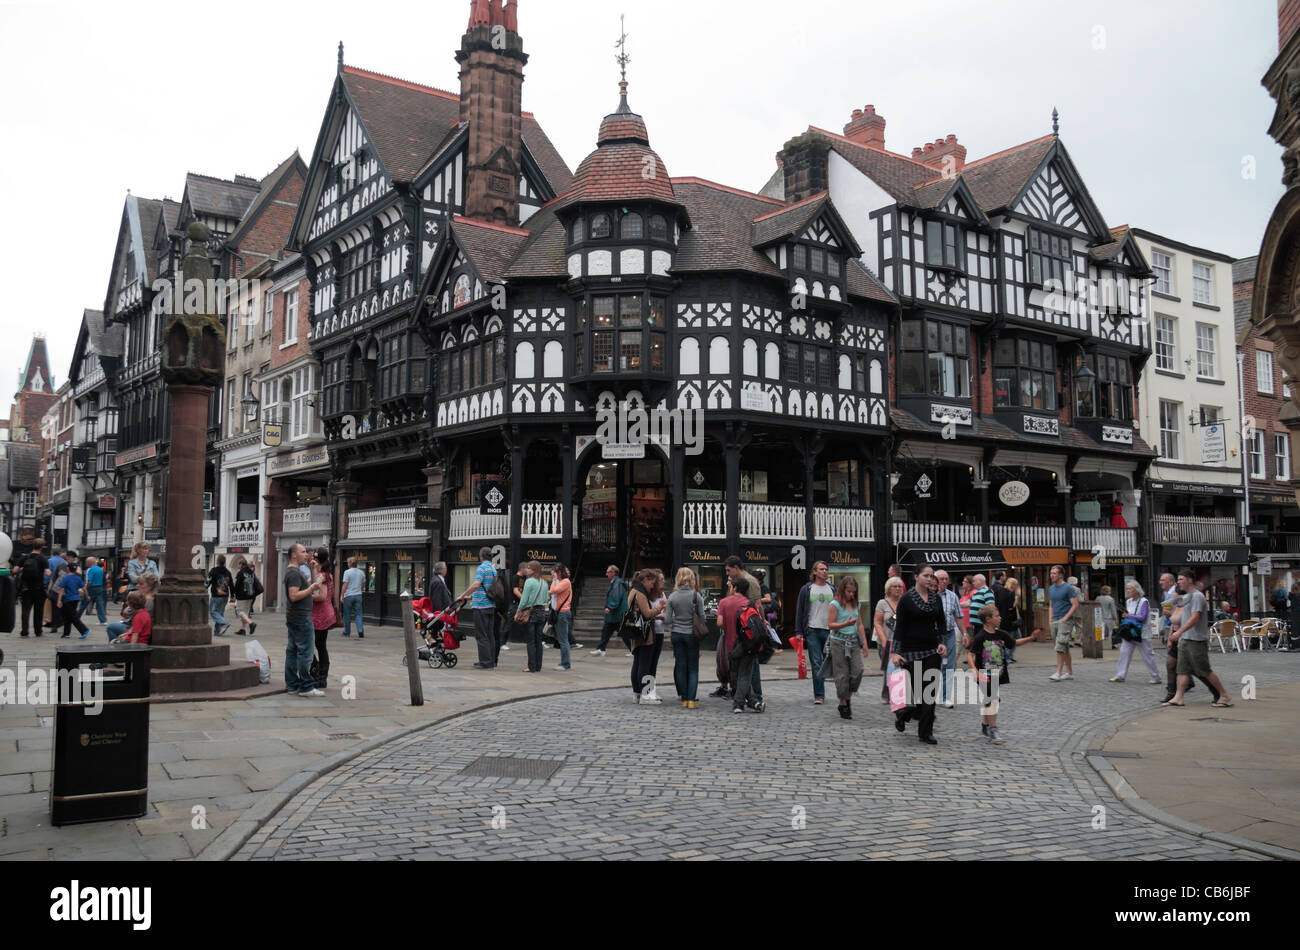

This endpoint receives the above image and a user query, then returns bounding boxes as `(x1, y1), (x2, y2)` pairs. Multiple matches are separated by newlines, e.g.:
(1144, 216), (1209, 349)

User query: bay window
(1077, 353), (1132, 422)
(899, 317), (970, 399)
(994, 338), (1057, 411)
(1027, 229), (1071, 287)
(578, 294), (666, 376)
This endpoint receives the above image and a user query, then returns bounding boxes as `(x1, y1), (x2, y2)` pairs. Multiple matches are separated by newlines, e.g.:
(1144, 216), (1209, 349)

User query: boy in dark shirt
(965, 603), (1034, 744)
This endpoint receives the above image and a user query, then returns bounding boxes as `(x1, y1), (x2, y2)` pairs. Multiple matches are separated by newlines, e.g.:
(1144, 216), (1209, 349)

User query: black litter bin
(51, 644), (151, 826)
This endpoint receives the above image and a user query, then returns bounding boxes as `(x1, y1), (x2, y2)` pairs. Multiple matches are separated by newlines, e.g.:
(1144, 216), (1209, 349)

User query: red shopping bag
(791, 635), (807, 679)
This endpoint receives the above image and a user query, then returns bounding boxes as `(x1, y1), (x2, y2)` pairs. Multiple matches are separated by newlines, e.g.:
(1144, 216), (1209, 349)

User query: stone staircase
(572, 576), (611, 643)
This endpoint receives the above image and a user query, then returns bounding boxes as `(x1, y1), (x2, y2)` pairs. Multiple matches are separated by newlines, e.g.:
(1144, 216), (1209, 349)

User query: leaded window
(899, 318), (970, 399)
(1027, 229), (1070, 287)
(994, 338), (1056, 411)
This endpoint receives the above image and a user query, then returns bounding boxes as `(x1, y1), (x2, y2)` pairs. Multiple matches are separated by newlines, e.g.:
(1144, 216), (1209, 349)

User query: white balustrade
(447, 502), (565, 541)
(989, 524), (1066, 548)
(1071, 527), (1136, 556)
(227, 519), (262, 545)
(1151, 516), (1240, 545)
(893, 522), (985, 544)
(814, 506), (875, 542)
(683, 501), (726, 539)
(282, 505), (332, 533)
(520, 502), (562, 538)
(347, 507), (431, 540)
(739, 503), (805, 540)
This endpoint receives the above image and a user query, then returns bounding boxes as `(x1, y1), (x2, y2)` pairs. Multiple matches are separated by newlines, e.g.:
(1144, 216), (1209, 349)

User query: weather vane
(615, 14), (630, 83)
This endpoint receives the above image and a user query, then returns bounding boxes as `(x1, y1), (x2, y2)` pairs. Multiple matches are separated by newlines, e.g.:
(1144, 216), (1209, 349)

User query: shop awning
(1152, 544), (1251, 567)
(897, 544), (1008, 573)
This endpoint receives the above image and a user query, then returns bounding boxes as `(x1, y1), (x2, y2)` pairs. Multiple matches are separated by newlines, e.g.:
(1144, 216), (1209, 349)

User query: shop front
(1152, 543), (1251, 615)
(337, 543), (432, 626)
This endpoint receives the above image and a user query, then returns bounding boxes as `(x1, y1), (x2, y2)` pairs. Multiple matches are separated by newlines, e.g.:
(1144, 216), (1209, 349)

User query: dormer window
(649, 215), (668, 241)
(620, 213), (643, 239)
(925, 220), (962, 271)
(591, 214), (611, 239)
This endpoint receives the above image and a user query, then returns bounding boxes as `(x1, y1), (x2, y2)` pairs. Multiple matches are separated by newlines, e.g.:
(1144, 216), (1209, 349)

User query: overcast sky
(0, 0), (1281, 403)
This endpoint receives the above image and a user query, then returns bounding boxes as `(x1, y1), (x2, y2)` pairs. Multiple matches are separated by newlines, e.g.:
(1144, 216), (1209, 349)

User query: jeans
(209, 595), (229, 631)
(474, 608), (498, 667)
(729, 644), (763, 706)
(671, 632), (699, 701)
(940, 630), (957, 702)
(526, 616), (545, 671)
(341, 595), (364, 635)
(81, 586), (108, 624)
(555, 612), (573, 668)
(804, 627), (829, 700)
(286, 617), (315, 693)
(107, 621), (127, 640)
(630, 633), (664, 695)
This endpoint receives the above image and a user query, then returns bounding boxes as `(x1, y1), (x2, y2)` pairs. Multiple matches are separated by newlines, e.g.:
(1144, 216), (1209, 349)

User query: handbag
(887, 667), (909, 712)
(690, 592), (709, 640)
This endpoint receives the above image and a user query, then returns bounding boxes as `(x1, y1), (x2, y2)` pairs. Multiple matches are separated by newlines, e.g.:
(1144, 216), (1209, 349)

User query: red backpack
(736, 602), (772, 656)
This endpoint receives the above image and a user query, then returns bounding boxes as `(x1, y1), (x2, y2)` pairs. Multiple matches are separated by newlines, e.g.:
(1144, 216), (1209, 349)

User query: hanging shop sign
(480, 480), (507, 516)
(263, 423), (283, 448)
(71, 448), (93, 477)
(115, 443), (158, 467)
(998, 481), (1031, 507)
(97, 494), (117, 510)
(1073, 500), (1102, 522)
(412, 506), (439, 531)
(1201, 423), (1227, 465)
(1255, 557), (1273, 576)
(915, 471), (935, 500)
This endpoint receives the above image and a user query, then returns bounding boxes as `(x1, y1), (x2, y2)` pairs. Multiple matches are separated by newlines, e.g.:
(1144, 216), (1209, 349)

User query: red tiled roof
(953, 135), (1055, 213)
(807, 126), (939, 202)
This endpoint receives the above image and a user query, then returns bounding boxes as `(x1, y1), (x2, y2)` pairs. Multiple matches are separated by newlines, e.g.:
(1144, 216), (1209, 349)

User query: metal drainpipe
(1237, 351), (1253, 615)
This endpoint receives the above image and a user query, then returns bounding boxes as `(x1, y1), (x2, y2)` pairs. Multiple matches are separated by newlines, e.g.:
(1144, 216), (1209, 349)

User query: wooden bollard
(401, 592), (424, 706)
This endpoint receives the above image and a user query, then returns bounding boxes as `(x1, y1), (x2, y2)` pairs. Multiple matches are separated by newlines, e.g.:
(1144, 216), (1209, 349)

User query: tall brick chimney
(457, 0), (527, 224)
(843, 104), (886, 149)
(911, 134), (966, 174)
(778, 131), (831, 204)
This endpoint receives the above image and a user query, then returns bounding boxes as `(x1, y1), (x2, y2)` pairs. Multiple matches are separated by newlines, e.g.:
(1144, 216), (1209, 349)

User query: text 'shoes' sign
(50, 881), (151, 931)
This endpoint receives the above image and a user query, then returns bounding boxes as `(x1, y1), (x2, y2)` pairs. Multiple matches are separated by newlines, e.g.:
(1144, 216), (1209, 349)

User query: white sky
(0, 0), (1281, 402)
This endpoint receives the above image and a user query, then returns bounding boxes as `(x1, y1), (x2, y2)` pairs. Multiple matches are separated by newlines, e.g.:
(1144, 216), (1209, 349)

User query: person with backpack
(824, 576), (869, 720)
(623, 568), (666, 703)
(17, 540), (48, 636)
(457, 546), (502, 669)
(729, 577), (769, 714)
(207, 554), (233, 637)
(232, 557), (263, 636)
(591, 564), (628, 657)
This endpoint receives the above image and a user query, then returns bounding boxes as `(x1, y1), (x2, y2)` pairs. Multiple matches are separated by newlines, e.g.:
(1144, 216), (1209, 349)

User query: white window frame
(21, 489), (36, 518)
(283, 290), (299, 346)
(227, 378), (238, 437)
(1152, 250), (1174, 295)
(1258, 350), (1275, 395)
(290, 364), (317, 440)
(262, 291), (274, 335)
(1276, 433), (1291, 481)
(1154, 315), (1177, 371)
(1192, 261), (1214, 305)
(1249, 430), (1266, 479)
(1195, 323), (1217, 378)
(1159, 399), (1182, 461)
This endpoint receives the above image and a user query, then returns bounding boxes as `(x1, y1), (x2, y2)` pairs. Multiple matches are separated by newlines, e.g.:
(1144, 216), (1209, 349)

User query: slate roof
(846, 259), (895, 305)
(184, 172), (260, 222)
(340, 65), (573, 197)
(669, 179), (784, 277)
(450, 217), (529, 284)
(953, 135), (1056, 214)
(505, 206), (568, 280)
(228, 152), (306, 249)
(1233, 256), (1257, 286)
(808, 127), (938, 202)
(891, 407), (1158, 457)
(750, 192), (830, 246)
(7, 442), (40, 490)
(135, 197), (167, 282)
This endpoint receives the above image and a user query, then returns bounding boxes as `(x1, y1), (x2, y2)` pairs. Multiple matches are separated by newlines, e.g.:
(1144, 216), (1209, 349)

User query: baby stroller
(402, 598), (462, 669)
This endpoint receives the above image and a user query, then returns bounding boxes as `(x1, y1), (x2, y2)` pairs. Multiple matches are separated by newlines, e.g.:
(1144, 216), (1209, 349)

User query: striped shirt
(968, 585), (995, 622)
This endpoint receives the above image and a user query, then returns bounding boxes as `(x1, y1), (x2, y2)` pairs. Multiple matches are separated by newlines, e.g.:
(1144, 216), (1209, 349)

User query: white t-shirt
(806, 583), (835, 630)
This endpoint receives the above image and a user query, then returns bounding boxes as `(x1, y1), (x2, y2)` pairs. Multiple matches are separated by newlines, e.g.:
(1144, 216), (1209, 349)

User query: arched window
(679, 337), (700, 375)
(870, 359), (883, 394)
(572, 218), (585, 244)
(543, 340), (563, 378)
(838, 354), (852, 390)
(515, 341), (535, 379)
(709, 336), (730, 375)
(620, 213), (643, 239)
(649, 215), (668, 241)
(742, 338), (759, 376)
(591, 214), (611, 239)
(765, 342), (780, 380)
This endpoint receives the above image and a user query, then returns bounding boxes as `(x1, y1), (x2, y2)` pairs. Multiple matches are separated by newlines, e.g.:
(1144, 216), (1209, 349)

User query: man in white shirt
(793, 561), (836, 705)
(340, 557), (367, 638)
(935, 570), (968, 707)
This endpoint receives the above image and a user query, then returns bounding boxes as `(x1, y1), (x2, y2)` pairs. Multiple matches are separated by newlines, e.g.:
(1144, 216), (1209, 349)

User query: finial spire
(615, 13), (631, 112)
(1051, 106), (1059, 137)
(337, 41), (344, 73)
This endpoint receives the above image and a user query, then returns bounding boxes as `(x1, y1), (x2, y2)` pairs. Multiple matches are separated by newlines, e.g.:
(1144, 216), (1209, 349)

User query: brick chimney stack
(458, 0), (527, 224)
(842, 104), (886, 149)
(911, 134), (966, 173)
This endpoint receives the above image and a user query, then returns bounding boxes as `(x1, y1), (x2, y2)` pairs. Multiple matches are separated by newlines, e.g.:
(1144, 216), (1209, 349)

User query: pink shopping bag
(888, 667), (909, 712)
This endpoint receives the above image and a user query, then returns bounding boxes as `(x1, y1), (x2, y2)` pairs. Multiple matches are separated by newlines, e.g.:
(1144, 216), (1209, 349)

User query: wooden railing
(682, 501), (726, 539)
(684, 500), (876, 542)
(1071, 527), (1137, 556)
(814, 506), (875, 542)
(282, 506), (332, 533)
(893, 522), (984, 544)
(989, 524), (1067, 548)
(1150, 516), (1240, 545)
(347, 507), (431, 540)
(738, 503), (805, 540)
(446, 503), (565, 541)
(227, 520), (261, 545)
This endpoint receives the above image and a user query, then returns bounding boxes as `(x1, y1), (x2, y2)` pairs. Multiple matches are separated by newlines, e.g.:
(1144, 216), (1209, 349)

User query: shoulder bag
(691, 592), (710, 640)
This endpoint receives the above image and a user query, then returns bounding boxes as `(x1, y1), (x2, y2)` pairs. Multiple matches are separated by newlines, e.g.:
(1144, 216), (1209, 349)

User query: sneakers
(710, 685), (730, 698)
(1060, 673), (1074, 680)
(941, 700), (955, 708)
(1109, 676), (1125, 682)
(297, 689), (325, 698)
(1149, 677), (1163, 685)
(750, 700), (766, 713)
(555, 664), (570, 671)
(987, 727), (1004, 744)
(732, 704), (744, 714)
(624, 652), (634, 657)
(500, 644), (511, 651)
(1049, 672), (1063, 681)
(591, 649), (606, 657)
(572, 642), (584, 649)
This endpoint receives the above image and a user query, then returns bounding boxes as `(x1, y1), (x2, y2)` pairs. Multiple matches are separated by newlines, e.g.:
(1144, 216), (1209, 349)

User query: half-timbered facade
(297, 5), (571, 623)
(767, 107), (1155, 595)
(65, 309), (124, 562)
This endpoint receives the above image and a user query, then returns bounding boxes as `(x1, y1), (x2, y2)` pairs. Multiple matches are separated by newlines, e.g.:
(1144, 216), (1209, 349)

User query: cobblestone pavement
(237, 654), (1297, 860)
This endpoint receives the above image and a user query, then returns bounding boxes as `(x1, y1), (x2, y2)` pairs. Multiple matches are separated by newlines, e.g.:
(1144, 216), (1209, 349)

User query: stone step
(151, 662), (262, 694)
(148, 643), (232, 669)
(151, 623), (216, 647)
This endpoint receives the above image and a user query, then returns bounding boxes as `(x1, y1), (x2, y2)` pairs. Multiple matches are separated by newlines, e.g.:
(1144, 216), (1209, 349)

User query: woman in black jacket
(889, 564), (948, 745)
